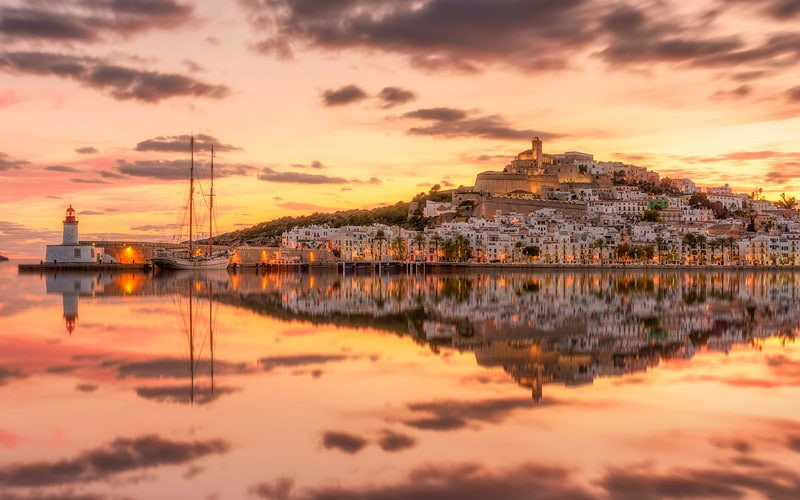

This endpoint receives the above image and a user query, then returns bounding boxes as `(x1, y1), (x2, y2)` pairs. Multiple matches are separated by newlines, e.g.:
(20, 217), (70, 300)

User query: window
(74, 248), (81, 258)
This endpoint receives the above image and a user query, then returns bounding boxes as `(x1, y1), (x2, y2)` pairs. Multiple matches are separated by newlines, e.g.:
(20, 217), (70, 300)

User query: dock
(18, 263), (152, 273)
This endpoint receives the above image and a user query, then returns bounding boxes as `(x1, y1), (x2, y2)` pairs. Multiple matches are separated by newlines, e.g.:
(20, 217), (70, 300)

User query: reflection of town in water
(46, 270), (799, 400)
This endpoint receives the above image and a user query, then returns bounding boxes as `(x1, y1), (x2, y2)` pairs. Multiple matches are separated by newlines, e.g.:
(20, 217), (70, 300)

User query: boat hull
(153, 253), (231, 270)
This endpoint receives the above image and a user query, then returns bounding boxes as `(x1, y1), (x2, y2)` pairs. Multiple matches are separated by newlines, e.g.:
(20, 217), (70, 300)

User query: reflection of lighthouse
(45, 275), (99, 335)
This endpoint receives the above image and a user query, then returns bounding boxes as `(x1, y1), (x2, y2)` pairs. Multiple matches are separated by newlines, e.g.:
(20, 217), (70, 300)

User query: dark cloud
(78, 210), (105, 216)
(75, 146), (98, 154)
(115, 357), (253, 379)
(789, 86), (800, 101)
(599, 464), (800, 500)
(0, 434), (228, 487)
(257, 167), (380, 185)
(97, 169), (127, 179)
(377, 430), (415, 452)
(259, 354), (349, 371)
(135, 385), (239, 405)
(75, 383), (99, 392)
(0, 367), (27, 386)
(290, 160), (326, 169)
(45, 165), (80, 172)
(241, 0), (590, 73)
(182, 59), (204, 72)
(321, 84), (367, 106)
(250, 477), (294, 500)
(115, 159), (252, 180)
(377, 86), (416, 108)
(402, 107), (558, 141)
(732, 70), (766, 81)
(722, 0), (800, 20)
(403, 397), (541, 431)
(70, 177), (110, 184)
(711, 84), (752, 99)
(0, 51), (230, 103)
(788, 435), (800, 453)
(0, 1), (193, 42)
(321, 431), (368, 454)
(601, 5), (646, 34)
(0, 152), (29, 171)
(305, 462), (595, 499)
(135, 133), (239, 153)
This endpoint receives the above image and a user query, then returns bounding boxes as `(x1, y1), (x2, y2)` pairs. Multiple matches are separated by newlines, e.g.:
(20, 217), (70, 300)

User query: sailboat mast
(189, 135), (194, 257)
(209, 145), (214, 256)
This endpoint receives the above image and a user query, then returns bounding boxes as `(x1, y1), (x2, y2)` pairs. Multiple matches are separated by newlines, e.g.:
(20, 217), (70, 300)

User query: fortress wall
(474, 197), (588, 219)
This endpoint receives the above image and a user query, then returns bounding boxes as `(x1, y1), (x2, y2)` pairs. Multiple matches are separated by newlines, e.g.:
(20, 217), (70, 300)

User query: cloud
(0, 1), (193, 43)
(711, 84), (752, 99)
(304, 462), (595, 499)
(290, 160), (325, 169)
(114, 357), (253, 379)
(377, 430), (416, 452)
(115, 159), (252, 180)
(402, 397), (542, 431)
(377, 86), (416, 108)
(250, 477), (294, 500)
(75, 384), (98, 392)
(0, 435), (229, 487)
(789, 86), (800, 101)
(402, 107), (559, 141)
(0, 89), (22, 108)
(0, 51), (230, 103)
(135, 133), (239, 153)
(70, 177), (110, 184)
(257, 167), (380, 185)
(74, 146), (98, 154)
(45, 165), (80, 172)
(241, 0), (591, 73)
(0, 152), (29, 171)
(182, 59), (204, 72)
(722, 0), (800, 20)
(0, 367), (27, 387)
(321, 431), (368, 454)
(258, 354), (349, 371)
(135, 385), (239, 405)
(321, 84), (367, 106)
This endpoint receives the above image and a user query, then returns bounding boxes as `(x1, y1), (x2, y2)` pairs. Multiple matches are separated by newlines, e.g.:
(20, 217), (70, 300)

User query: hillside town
(281, 139), (800, 266)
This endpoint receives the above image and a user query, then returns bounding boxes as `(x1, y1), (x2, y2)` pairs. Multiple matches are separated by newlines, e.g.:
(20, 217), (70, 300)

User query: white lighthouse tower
(63, 205), (79, 244)
(45, 205), (104, 264)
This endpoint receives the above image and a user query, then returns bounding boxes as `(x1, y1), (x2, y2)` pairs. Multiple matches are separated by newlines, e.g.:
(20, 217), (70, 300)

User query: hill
(214, 188), (453, 246)
(217, 201), (412, 246)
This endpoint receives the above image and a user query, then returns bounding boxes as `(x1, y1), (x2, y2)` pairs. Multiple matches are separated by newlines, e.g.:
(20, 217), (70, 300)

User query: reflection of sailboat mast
(210, 281), (214, 395)
(189, 279), (195, 405)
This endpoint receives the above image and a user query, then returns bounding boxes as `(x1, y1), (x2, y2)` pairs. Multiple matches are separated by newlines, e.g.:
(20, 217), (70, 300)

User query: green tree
(412, 232), (426, 261)
(689, 192), (711, 208)
(373, 229), (387, 260)
(642, 209), (661, 222)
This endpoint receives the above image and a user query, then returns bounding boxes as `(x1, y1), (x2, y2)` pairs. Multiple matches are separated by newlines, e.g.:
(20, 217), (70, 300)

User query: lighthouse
(45, 205), (105, 264)
(63, 205), (79, 244)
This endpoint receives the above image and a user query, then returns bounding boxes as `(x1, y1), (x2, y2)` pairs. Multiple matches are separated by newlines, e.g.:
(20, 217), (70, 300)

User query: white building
(45, 206), (107, 264)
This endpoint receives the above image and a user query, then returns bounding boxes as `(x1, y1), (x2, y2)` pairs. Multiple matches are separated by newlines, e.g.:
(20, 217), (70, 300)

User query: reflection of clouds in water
(402, 397), (555, 432)
(0, 435), (229, 487)
(250, 477), (294, 500)
(114, 357), (254, 379)
(321, 431), (368, 454)
(259, 354), (350, 371)
(377, 430), (415, 452)
(135, 385), (239, 405)
(0, 367), (27, 387)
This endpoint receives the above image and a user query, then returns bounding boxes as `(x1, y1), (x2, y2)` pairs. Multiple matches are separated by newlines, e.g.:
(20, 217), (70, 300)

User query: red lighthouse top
(64, 205), (77, 223)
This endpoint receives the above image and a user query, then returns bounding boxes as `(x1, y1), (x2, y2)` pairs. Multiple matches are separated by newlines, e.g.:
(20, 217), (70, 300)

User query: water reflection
(41, 269), (799, 400)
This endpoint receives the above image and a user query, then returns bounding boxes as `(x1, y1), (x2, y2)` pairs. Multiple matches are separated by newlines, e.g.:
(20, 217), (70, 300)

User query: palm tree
(412, 232), (426, 261)
(682, 233), (697, 264)
(696, 235), (708, 264)
(391, 236), (407, 261)
(374, 229), (387, 261)
(429, 233), (443, 262)
(654, 236), (665, 264)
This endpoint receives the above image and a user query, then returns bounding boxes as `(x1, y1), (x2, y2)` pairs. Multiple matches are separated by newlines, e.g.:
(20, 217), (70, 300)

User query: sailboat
(153, 137), (232, 270)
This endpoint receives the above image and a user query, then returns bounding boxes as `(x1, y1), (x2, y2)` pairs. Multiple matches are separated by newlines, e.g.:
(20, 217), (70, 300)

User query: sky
(1, 0), (800, 257)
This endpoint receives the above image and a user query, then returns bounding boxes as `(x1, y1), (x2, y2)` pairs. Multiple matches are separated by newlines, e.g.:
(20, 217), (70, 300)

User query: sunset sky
(2, 0), (800, 257)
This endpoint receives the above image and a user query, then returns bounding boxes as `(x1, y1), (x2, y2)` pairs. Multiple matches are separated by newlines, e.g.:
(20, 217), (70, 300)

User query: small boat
(153, 137), (232, 270)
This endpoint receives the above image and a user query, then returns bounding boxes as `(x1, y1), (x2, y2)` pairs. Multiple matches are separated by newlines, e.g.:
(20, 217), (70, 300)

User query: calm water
(1, 261), (799, 499)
